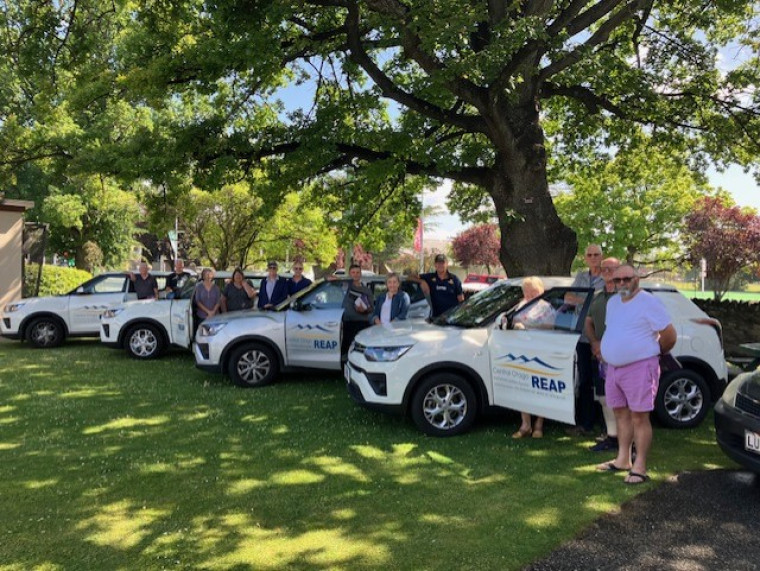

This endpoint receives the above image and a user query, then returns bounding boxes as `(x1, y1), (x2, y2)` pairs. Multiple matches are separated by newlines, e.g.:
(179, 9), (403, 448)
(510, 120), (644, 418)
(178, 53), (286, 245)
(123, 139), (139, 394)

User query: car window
(84, 275), (127, 294)
(298, 281), (347, 309)
(400, 281), (425, 303)
(435, 283), (525, 327)
(511, 288), (580, 332)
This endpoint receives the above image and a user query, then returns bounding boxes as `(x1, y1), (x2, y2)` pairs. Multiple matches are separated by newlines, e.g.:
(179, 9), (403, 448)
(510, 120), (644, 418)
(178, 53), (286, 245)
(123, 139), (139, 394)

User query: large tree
(2, 2), (760, 275)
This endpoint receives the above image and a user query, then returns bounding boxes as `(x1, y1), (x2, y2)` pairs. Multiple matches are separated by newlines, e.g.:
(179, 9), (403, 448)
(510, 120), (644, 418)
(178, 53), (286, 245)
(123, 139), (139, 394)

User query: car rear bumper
(714, 399), (760, 473)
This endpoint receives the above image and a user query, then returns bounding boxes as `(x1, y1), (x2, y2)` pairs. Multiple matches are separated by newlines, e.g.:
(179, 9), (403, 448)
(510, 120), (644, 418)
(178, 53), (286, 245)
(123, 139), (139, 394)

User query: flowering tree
(452, 224), (501, 273)
(684, 197), (760, 301)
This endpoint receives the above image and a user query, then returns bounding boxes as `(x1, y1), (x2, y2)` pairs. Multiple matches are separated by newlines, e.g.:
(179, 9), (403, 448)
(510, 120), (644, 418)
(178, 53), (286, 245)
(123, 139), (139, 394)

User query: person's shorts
(605, 356), (660, 412)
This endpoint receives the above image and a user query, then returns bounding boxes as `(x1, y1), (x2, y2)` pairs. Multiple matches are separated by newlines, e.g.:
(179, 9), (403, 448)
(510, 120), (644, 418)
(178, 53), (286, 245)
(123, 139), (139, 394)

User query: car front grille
(736, 393), (760, 418)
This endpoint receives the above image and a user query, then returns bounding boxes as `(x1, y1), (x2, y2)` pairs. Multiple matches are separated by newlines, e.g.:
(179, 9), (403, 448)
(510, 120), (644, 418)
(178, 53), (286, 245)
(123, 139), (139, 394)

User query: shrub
(24, 264), (92, 297)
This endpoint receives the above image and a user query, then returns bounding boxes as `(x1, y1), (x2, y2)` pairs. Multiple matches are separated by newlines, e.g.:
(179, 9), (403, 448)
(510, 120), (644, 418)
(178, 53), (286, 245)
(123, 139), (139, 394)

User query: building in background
(0, 196), (35, 307)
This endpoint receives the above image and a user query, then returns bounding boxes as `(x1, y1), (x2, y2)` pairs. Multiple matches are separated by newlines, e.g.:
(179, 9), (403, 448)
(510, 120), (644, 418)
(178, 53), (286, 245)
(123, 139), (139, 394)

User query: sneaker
(589, 437), (619, 452)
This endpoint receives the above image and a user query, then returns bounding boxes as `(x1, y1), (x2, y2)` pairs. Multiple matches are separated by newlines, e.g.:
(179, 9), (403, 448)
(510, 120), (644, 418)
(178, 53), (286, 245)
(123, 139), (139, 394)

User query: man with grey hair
(566, 244), (605, 436)
(585, 257), (621, 451)
(129, 262), (158, 300)
(597, 264), (677, 484)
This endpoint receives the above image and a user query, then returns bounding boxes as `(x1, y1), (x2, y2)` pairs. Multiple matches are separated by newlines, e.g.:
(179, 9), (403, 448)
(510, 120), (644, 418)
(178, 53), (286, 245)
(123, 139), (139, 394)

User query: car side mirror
(292, 299), (311, 312)
(496, 312), (511, 330)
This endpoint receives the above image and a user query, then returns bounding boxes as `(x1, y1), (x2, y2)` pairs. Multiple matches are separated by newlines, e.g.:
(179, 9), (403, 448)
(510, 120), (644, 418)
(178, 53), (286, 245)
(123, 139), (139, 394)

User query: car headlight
(4, 302), (25, 313)
(364, 345), (413, 362)
(101, 308), (124, 319)
(199, 322), (227, 336)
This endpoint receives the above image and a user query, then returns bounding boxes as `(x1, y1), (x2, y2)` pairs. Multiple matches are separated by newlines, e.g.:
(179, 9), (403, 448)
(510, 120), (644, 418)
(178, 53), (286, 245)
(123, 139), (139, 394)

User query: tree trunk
(486, 103), (577, 277)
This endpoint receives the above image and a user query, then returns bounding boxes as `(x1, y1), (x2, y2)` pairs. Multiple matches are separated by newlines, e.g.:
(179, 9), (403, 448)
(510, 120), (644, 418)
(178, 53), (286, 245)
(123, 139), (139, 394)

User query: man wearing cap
(258, 261), (288, 310)
(411, 254), (464, 318)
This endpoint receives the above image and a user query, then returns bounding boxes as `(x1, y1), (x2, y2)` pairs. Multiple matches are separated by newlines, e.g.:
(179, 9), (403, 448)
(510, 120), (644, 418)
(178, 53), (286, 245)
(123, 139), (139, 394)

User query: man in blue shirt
(258, 261), (289, 309)
(412, 254), (464, 318)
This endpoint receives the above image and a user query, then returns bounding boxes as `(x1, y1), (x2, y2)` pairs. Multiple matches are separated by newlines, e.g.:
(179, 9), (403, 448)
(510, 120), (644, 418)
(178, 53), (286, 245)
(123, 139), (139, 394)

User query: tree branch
(539, 0), (650, 83)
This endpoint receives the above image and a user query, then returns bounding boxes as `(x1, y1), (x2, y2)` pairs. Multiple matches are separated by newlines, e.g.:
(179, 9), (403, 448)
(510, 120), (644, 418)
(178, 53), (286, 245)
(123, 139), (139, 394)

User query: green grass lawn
(0, 340), (736, 570)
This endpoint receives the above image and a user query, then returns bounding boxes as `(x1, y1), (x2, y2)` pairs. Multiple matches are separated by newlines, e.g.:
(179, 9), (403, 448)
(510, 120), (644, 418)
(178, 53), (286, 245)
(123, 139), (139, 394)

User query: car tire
(410, 373), (478, 436)
(26, 317), (64, 348)
(228, 343), (278, 388)
(125, 324), (165, 360)
(655, 369), (710, 429)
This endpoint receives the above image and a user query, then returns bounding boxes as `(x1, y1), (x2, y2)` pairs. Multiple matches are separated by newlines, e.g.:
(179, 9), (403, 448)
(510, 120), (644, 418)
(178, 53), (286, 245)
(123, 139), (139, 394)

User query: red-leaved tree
(684, 197), (760, 300)
(452, 224), (501, 273)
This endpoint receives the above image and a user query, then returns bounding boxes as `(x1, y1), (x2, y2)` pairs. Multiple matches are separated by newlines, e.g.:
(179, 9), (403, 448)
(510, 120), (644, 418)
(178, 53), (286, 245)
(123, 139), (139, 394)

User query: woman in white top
(371, 273), (410, 325)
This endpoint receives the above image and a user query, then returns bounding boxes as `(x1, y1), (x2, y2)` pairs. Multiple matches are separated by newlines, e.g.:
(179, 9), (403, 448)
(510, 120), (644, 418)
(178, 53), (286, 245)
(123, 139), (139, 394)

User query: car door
(284, 280), (345, 369)
(169, 278), (198, 347)
(488, 287), (593, 424)
(68, 275), (131, 333)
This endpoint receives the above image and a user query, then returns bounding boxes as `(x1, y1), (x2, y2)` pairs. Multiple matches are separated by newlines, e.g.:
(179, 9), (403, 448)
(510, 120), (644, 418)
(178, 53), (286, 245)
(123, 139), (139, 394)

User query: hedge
(24, 264), (93, 298)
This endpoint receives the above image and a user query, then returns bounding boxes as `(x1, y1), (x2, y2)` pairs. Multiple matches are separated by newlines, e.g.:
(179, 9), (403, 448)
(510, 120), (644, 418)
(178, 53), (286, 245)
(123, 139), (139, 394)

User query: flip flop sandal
(596, 461), (628, 472)
(625, 471), (650, 484)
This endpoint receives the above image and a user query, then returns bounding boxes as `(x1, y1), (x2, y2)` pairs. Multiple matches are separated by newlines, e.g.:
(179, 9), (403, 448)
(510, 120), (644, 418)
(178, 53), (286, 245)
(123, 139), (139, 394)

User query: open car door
(488, 287), (593, 424)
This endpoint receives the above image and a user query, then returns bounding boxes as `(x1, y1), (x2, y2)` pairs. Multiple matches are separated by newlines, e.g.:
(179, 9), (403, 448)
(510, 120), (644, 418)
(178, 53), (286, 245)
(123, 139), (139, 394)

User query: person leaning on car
(370, 272), (410, 325)
(165, 259), (192, 298)
(340, 263), (374, 356)
(409, 253), (464, 317)
(129, 262), (159, 300)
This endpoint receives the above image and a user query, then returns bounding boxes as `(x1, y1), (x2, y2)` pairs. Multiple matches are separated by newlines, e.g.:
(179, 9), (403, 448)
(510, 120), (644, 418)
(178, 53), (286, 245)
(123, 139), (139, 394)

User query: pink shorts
(605, 356), (660, 412)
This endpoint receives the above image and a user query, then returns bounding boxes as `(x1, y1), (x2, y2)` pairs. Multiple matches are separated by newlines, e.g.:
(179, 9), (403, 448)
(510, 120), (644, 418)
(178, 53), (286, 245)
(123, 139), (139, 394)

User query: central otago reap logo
(494, 353), (561, 375)
(291, 323), (338, 350)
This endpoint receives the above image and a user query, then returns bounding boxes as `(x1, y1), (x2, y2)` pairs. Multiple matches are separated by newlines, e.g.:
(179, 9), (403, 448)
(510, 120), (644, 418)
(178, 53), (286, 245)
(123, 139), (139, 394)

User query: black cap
(434, 254), (447, 263)
(267, 261), (278, 269)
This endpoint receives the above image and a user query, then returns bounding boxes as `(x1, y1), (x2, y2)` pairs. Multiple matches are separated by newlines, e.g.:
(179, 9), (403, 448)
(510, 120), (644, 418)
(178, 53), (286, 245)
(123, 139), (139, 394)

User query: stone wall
(692, 299), (760, 356)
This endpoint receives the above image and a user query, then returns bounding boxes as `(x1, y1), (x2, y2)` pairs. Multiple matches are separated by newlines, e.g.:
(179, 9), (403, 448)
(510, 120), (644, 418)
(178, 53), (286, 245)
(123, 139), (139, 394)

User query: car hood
(355, 320), (454, 346)
(203, 309), (281, 325)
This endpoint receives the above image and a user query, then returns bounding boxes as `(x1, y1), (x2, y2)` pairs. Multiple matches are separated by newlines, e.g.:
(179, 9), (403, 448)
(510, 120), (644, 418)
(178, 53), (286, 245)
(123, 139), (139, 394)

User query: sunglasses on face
(293, 267), (303, 271)
(613, 277), (634, 284)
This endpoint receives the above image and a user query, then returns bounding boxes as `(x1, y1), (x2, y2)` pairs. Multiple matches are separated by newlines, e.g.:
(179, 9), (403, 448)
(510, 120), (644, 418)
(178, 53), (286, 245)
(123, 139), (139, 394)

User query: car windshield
(432, 282), (525, 328)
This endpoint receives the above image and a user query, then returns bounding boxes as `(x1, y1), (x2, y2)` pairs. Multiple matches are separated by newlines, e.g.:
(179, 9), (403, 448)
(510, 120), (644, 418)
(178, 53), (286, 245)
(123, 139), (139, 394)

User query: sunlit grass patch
(0, 339), (737, 570)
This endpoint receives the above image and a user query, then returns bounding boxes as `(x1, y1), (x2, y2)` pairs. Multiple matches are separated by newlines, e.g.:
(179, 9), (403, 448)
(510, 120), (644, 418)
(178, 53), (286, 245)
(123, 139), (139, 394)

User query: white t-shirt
(380, 295), (393, 324)
(601, 290), (672, 367)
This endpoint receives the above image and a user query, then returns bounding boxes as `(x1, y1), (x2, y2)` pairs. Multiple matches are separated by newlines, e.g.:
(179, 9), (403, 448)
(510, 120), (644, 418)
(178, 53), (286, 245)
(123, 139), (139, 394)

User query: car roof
(498, 276), (679, 293)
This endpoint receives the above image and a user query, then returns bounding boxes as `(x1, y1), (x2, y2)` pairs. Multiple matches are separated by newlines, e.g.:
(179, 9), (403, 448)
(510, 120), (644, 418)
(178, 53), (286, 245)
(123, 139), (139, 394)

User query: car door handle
(325, 322), (339, 327)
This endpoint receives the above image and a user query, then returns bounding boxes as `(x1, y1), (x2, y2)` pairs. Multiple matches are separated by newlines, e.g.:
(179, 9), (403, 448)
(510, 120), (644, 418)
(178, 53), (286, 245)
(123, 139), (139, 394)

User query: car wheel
(655, 369), (710, 429)
(410, 373), (478, 436)
(26, 317), (64, 348)
(125, 324), (165, 359)
(228, 343), (278, 387)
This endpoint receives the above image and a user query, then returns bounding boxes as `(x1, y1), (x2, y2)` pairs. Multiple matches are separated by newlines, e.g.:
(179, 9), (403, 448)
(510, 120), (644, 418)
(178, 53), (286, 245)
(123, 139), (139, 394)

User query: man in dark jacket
(258, 261), (288, 309)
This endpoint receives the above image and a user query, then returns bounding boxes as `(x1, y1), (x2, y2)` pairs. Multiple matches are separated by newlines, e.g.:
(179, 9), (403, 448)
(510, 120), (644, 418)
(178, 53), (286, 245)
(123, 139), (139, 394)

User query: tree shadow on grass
(0, 342), (735, 570)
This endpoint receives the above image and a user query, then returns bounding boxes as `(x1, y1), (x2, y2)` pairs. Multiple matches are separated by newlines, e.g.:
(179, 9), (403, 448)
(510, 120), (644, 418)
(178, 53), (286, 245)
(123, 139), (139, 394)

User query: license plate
(344, 363), (351, 384)
(745, 430), (760, 455)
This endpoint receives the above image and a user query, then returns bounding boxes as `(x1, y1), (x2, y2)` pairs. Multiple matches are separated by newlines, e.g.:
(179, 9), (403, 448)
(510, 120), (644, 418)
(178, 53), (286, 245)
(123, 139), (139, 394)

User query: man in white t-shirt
(597, 265), (677, 484)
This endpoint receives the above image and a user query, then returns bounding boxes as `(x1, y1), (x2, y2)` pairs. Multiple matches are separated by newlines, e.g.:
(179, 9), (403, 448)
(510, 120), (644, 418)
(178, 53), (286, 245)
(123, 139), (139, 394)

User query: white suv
(345, 277), (728, 436)
(193, 278), (430, 386)
(99, 271), (264, 359)
(1, 272), (167, 348)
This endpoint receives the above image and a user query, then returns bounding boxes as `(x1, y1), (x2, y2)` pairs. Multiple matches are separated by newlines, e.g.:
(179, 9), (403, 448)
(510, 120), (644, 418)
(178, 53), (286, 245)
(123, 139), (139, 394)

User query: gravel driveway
(525, 469), (759, 571)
